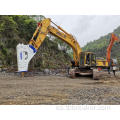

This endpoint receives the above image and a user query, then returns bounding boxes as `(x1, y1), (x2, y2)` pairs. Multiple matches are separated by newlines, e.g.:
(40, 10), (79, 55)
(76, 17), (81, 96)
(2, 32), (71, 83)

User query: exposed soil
(0, 71), (120, 105)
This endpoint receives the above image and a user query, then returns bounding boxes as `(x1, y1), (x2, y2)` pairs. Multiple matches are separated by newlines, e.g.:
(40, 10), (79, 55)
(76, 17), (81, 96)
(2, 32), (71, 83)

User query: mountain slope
(83, 26), (120, 59)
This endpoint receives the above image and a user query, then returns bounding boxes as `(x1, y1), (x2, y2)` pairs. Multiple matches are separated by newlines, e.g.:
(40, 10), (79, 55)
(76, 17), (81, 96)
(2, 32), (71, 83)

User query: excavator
(96, 33), (120, 68)
(94, 33), (120, 78)
(106, 33), (119, 64)
(16, 18), (120, 79)
(16, 18), (97, 78)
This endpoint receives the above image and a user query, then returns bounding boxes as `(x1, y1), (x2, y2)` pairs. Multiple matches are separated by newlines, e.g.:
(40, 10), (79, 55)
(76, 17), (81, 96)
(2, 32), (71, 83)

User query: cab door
(79, 52), (85, 66)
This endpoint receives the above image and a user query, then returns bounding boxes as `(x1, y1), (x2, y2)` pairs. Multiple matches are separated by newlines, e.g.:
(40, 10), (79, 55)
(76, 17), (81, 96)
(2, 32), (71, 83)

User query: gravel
(0, 72), (120, 105)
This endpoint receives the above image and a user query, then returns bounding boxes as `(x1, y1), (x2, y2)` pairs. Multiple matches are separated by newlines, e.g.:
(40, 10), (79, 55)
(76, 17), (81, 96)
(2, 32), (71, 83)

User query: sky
(45, 15), (120, 47)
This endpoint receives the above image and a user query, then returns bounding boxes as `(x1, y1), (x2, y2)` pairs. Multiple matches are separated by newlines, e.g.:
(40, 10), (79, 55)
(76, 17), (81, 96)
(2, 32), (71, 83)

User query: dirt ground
(0, 71), (120, 105)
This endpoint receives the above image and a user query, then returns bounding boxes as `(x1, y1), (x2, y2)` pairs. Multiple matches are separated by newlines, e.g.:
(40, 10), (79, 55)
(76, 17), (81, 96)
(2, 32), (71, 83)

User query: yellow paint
(96, 59), (109, 67)
(29, 18), (82, 66)
(28, 18), (97, 68)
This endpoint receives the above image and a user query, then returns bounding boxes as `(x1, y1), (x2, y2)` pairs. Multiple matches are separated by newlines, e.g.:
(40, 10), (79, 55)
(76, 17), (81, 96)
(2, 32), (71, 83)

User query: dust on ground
(0, 71), (120, 105)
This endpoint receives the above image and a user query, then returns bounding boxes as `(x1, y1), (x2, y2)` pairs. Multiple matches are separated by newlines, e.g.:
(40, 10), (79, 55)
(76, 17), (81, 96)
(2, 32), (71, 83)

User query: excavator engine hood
(16, 44), (37, 72)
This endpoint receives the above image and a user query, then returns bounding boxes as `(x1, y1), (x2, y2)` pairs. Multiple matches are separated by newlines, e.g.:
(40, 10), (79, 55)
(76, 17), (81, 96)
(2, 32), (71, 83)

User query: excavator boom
(106, 33), (120, 63)
(96, 33), (120, 68)
(16, 18), (82, 72)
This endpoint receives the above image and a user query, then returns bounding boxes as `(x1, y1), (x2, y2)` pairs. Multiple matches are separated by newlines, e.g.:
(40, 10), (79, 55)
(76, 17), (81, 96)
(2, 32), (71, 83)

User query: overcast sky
(45, 15), (120, 47)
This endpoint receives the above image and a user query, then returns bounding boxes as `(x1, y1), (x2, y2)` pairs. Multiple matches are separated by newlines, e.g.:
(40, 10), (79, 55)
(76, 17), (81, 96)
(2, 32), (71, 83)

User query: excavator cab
(79, 52), (96, 67)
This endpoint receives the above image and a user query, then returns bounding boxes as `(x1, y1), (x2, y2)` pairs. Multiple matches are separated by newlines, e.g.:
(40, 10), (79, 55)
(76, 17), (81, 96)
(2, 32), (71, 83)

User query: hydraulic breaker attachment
(16, 44), (37, 72)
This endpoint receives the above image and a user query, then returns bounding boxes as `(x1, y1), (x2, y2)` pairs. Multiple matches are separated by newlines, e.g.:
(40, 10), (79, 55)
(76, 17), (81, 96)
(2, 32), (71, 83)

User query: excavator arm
(106, 33), (120, 63)
(16, 18), (82, 72)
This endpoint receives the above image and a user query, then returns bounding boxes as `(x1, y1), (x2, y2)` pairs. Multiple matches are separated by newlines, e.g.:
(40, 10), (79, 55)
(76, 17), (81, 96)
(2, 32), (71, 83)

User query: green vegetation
(0, 15), (71, 69)
(83, 26), (120, 59)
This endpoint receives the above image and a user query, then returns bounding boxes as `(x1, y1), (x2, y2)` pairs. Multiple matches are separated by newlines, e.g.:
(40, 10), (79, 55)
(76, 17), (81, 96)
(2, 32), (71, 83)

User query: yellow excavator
(16, 18), (102, 79)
